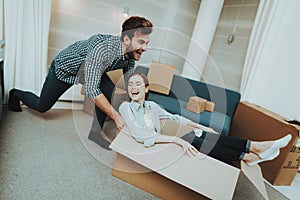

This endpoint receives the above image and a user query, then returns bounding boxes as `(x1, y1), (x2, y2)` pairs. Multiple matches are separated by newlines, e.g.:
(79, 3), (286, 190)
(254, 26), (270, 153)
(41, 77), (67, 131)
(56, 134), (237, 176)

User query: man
(8, 16), (153, 149)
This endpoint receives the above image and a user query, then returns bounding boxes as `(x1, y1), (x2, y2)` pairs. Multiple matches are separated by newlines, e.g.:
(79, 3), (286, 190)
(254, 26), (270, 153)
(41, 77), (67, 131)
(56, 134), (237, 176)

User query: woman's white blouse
(119, 100), (192, 147)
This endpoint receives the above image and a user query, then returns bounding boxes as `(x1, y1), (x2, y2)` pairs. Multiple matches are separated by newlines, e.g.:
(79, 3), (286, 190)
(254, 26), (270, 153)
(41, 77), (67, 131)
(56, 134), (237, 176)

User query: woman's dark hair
(121, 16), (153, 42)
(128, 72), (150, 100)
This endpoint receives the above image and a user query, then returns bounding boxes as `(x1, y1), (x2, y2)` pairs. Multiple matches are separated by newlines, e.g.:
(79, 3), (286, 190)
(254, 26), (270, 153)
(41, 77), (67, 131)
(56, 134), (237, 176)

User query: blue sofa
(134, 65), (241, 135)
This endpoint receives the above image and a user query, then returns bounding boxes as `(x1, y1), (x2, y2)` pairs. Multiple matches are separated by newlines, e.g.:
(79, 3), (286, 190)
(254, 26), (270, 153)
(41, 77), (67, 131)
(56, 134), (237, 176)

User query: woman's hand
(176, 138), (199, 157)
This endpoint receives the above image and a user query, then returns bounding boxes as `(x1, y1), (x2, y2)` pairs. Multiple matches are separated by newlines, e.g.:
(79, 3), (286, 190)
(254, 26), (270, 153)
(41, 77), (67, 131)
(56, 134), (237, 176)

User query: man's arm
(93, 93), (125, 131)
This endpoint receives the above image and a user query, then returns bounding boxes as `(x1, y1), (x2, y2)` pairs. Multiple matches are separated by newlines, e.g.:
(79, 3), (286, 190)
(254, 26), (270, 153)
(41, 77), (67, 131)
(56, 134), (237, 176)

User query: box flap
(110, 130), (241, 200)
(242, 101), (300, 135)
(241, 161), (269, 200)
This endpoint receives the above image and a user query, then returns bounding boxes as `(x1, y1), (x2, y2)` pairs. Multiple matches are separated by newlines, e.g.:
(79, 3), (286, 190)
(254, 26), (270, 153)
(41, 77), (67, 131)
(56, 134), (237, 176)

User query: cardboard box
(186, 96), (207, 114)
(107, 69), (126, 89)
(111, 87), (128, 110)
(205, 101), (215, 112)
(110, 120), (269, 200)
(147, 61), (175, 95)
(81, 69), (127, 116)
(82, 88), (127, 116)
(230, 101), (300, 186)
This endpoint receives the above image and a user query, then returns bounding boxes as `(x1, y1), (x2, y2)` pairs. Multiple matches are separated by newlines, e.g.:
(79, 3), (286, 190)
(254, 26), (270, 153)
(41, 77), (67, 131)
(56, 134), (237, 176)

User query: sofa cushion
(181, 102), (232, 135)
(148, 92), (181, 114)
(148, 93), (231, 135)
(169, 75), (240, 117)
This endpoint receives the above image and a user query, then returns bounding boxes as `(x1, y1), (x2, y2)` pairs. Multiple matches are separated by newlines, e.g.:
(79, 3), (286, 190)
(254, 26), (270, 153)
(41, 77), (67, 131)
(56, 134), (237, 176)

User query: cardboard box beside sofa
(230, 101), (300, 186)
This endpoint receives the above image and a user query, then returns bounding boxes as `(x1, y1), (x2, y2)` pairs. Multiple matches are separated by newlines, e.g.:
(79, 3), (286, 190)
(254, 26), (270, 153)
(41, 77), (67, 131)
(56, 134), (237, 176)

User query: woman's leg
(200, 131), (250, 153)
(192, 137), (245, 162)
(182, 131), (249, 162)
(13, 63), (72, 113)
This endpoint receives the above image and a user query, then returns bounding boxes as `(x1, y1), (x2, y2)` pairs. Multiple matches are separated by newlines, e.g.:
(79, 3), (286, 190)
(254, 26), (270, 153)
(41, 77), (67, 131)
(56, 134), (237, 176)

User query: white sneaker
(259, 134), (292, 159)
(247, 150), (280, 166)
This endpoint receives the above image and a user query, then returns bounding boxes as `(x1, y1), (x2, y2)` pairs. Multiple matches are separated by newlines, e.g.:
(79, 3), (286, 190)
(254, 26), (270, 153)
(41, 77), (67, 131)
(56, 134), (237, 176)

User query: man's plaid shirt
(53, 34), (135, 99)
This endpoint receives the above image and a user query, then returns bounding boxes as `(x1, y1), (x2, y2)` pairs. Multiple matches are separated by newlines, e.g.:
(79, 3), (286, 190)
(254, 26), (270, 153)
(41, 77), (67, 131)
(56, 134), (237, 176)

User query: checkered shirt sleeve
(53, 34), (135, 99)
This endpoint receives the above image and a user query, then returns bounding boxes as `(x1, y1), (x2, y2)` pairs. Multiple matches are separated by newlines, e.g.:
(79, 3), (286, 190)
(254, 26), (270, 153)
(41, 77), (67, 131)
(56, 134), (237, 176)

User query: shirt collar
(130, 100), (151, 111)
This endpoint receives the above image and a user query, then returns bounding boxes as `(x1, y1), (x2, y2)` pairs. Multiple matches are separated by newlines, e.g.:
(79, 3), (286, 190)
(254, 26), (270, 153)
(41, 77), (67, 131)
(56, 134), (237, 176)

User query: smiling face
(123, 30), (150, 61)
(128, 74), (149, 105)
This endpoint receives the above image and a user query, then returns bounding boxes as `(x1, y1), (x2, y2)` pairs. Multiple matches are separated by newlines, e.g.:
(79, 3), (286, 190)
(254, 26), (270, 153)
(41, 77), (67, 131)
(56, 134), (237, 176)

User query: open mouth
(131, 91), (139, 96)
(136, 49), (143, 55)
(135, 49), (144, 57)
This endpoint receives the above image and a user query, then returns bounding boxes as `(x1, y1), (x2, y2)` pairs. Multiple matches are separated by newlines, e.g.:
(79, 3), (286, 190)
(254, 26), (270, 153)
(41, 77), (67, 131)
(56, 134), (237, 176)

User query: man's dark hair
(121, 16), (153, 41)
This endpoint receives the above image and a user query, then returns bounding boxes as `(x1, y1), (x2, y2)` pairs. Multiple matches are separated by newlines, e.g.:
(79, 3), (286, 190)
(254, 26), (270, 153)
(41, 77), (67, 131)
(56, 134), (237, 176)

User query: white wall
(48, 0), (201, 68)
(242, 0), (300, 120)
(202, 0), (260, 91)
(48, 0), (201, 100)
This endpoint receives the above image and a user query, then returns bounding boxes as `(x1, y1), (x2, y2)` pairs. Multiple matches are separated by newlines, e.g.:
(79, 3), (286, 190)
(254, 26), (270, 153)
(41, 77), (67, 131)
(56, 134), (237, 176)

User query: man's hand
(175, 138), (199, 157)
(93, 93), (126, 132)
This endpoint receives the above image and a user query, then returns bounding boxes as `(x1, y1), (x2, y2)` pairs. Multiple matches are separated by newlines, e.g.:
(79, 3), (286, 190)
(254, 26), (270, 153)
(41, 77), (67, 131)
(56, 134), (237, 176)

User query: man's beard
(126, 50), (136, 60)
(125, 47), (144, 61)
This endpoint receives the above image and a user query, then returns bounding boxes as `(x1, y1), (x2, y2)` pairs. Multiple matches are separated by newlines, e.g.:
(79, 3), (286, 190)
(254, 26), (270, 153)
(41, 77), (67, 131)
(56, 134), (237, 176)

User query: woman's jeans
(182, 131), (250, 162)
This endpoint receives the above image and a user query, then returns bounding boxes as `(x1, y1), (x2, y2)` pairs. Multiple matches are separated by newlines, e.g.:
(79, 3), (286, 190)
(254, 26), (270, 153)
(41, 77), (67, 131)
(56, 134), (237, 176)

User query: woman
(119, 72), (292, 165)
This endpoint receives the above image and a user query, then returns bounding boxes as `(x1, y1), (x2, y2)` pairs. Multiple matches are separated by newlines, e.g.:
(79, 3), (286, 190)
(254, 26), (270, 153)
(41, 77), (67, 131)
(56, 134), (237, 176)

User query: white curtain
(3, 0), (51, 103)
(240, 0), (300, 119)
(240, 0), (279, 97)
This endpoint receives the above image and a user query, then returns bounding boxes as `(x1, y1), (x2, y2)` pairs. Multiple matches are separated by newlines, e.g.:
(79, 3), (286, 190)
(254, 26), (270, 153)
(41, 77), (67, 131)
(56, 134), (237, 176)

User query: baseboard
(52, 100), (83, 110)
(19, 100), (84, 110)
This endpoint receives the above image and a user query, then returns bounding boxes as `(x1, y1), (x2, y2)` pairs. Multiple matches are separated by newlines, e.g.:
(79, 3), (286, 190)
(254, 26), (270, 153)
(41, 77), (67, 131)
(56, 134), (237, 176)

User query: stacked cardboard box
(230, 101), (300, 185)
(186, 96), (215, 113)
(186, 96), (207, 113)
(205, 101), (215, 112)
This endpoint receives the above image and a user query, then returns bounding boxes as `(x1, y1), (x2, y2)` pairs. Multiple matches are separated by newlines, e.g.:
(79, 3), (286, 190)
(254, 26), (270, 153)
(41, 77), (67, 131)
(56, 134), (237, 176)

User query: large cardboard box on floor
(110, 120), (269, 200)
(230, 101), (300, 186)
